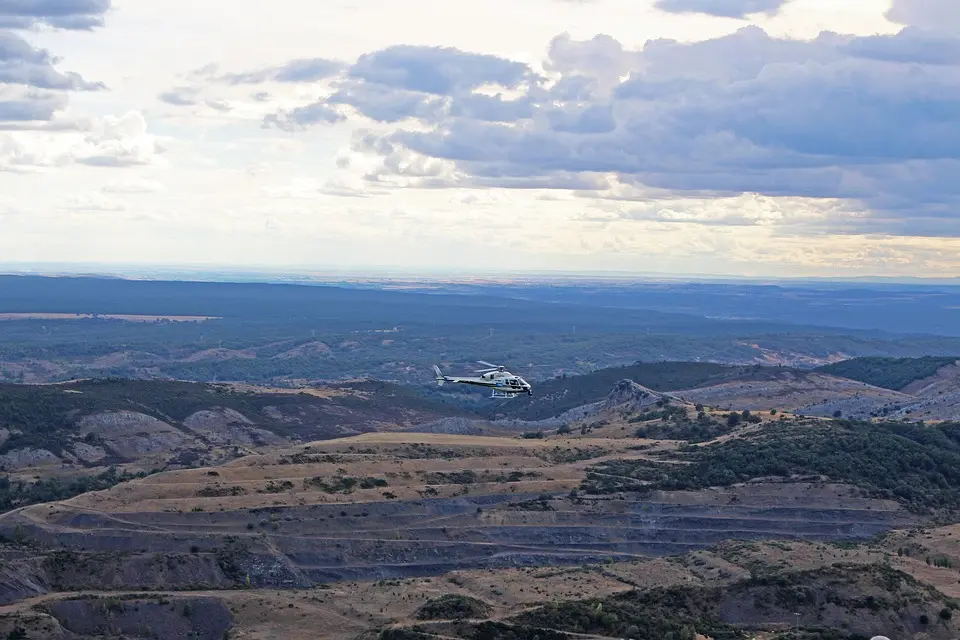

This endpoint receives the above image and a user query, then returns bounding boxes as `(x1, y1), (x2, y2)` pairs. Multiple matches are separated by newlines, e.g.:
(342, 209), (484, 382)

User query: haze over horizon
(3, 0), (959, 278)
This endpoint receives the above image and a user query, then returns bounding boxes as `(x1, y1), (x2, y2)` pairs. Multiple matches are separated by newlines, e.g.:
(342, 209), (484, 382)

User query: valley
(2, 366), (960, 638)
(3, 277), (960, 638)
(4, 275), (960, 388)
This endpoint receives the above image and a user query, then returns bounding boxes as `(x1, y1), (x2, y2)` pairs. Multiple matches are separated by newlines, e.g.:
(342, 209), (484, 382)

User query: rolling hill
(478, 358), (960, 424)
(816, 356), (960, 391)
(0, 378), (470, 513)
(3, 367), (960, 638)
(5, 274), (960, 388)
(3, 375), (960, 638)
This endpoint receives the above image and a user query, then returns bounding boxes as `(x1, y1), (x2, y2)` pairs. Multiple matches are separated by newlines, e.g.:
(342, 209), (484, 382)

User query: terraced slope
(0, 425), (916, 597)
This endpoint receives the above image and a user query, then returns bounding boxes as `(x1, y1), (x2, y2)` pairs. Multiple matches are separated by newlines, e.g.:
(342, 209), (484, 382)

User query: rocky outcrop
(183, 408), (285, 446)
(602, 379), (669, 412)
(404, 417), (492, 436)
(0, 447), (61, 470)
(78, 411), (190, 459)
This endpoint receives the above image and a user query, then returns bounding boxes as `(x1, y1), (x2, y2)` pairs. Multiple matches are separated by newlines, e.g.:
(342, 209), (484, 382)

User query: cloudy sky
(1, 0), (958, 277)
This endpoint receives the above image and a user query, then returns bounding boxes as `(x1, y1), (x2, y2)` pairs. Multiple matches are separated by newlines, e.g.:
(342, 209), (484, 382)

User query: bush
(415, 594), (492, 620)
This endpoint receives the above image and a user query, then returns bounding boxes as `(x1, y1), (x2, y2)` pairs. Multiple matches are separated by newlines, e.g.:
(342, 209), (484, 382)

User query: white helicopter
(433, 361), (532, 399)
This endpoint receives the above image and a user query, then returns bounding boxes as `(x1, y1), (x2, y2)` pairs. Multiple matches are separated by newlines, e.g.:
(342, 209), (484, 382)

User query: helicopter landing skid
(490, 390), (517, 399)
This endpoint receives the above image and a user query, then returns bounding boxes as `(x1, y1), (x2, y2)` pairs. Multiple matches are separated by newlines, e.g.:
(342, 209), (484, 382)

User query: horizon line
(1, 262), (959, 286)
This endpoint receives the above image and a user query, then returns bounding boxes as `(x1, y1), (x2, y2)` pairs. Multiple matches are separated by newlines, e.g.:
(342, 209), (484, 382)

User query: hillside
(479, 359), (960, 424)
(0, 378), (468, 512)
(0, 380), (948, 636)
(816, 356), (960, 391)
(3, 377), (960, 638)
(482, 362), (803, 421)
(673, 357), (960, 421)
(671, 370), (914, 420)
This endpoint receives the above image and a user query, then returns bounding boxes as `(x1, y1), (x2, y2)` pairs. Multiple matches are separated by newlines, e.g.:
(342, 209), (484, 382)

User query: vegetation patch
(419, 470), (541, 485)
(197, 485), (247, 497)
(513, 585), (742, 640)
(415, 594), (493, 620)
(632, 408), (751, 443)
(0, 466), (144, 513)
(583, 419), (960, 514)
(303, 475), (388, 493)
(816, 356), (958, 391)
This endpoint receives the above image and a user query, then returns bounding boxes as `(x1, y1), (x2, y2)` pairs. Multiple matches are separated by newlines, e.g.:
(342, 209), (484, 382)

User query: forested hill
(816, 356), (960, 391)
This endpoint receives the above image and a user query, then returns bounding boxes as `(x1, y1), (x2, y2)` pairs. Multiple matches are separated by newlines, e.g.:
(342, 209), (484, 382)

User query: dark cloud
(654, 0), (789, 19)
(327, 81), (446, 123)
(211, 58), (343, 85)
(262, 102), (345, 131)
(0, 2), (109, 128)
(0, 30), (104, 90)
(302, 18), (960, 238)
(348, 45), (533, 95)
(0, 85), (67, 121)
(0, 0), (111, 30)
(843, 27), (960, 66)
(160, 58), (343, 113)
(259, 45), (540, 129)
(157, 86), (199, 106)
(886, 0), (960, 33)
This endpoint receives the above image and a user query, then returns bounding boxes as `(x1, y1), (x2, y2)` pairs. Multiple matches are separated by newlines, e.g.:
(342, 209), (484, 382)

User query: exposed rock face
(0, 447), (61, 470)
(78, 411), (189, 458)
(405, 417), (491, 436)
(602, 379), (666, 412)
(184, 408), (254, 429)
(0, 560), (49, 605)
(183, 408), (285, 446)
(71, 442), (108, 464)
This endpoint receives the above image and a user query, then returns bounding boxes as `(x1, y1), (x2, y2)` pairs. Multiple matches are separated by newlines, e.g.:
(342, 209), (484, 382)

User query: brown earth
(2, 534), (957, 639)
(0, 381), (957, 639)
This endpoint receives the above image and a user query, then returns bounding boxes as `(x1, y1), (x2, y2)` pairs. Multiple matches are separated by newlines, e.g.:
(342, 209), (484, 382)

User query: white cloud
(75, 111), (165, 166)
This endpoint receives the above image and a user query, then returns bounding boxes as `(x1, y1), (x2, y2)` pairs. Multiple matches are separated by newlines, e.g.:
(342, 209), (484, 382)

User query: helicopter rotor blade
(477, 360), (500, 369)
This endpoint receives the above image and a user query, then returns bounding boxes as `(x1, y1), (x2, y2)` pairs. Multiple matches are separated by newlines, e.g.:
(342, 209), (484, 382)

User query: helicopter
(433, 361), (532, 399)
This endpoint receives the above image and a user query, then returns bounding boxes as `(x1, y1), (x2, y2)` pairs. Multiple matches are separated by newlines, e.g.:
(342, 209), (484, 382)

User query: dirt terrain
(1, 535), (958, 639)
(2, 377), (960, 638)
